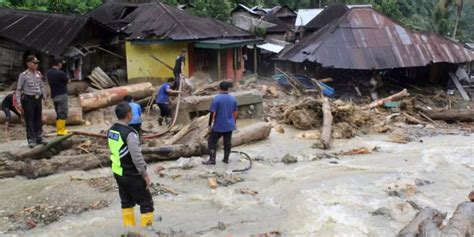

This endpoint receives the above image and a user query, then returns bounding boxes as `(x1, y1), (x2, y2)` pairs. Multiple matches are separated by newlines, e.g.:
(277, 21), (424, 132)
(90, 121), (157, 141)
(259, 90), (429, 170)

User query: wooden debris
(320, 95), (333, 150)
(448, 72), (470, 101)
(79, 82), (154, 112)
(12, 134), (74, 160)
(237, 188), (258, 196)
(401, 112), (426, 125)
(362, 89), (410, 110)
(339, 147), (371, 155)
(207, 177), (218, 189)
(88, 67), (116, 89)
(423, 109), (474, 122)
(42, 107), (84, 126)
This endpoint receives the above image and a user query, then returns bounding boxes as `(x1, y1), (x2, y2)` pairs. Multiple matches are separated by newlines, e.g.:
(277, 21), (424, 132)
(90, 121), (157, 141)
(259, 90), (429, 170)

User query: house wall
(224, 48), (244, 82)
(125, 41), (189, 82)
(0, 37), (51, 84)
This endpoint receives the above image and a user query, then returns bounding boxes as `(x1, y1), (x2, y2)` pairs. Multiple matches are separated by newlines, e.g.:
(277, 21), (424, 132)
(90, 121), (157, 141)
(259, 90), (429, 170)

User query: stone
(371, 207), (392, 218)
(384, 179), (417, 198)
(282, 154), (297, 164)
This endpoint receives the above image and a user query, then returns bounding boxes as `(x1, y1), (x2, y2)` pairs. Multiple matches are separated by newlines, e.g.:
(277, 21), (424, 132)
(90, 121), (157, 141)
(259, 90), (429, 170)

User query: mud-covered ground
(0, 120), (472, 236)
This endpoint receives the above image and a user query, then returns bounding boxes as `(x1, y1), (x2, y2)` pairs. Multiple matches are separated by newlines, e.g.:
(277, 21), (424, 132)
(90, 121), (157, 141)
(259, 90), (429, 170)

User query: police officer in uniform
(16, 55), (46, 148)
(108, 102), (154, 227)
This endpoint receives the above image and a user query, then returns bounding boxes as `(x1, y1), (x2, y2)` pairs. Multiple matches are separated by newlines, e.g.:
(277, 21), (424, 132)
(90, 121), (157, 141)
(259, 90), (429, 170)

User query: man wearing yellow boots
(46, 58), (69, 136)
(108, 102), (154, 228)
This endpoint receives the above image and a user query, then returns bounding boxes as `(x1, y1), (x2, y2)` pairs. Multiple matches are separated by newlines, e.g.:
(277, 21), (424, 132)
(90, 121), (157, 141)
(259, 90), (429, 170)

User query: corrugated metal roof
(304, 3), (349, 31)
(258, 42), (285, 53)
(279, 7), (474, 69)
(263, 12), (292, 33)
(295, 9), (323, 27)
(0, 7), (88, 56)
(91, 1), (252, 41)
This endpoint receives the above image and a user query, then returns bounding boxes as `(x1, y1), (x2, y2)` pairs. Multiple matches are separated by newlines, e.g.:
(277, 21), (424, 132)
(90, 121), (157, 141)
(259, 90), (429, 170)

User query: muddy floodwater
(0, 123), (472, 236)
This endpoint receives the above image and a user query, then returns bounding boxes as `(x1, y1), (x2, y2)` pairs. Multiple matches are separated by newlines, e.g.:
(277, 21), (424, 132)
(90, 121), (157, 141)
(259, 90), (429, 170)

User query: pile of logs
(0, 122), (272, 179)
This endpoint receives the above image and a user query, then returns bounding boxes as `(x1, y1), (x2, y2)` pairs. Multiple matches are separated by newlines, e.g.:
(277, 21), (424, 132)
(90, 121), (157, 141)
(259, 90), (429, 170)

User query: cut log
(362, 89), (410, 110)
(79, 82), (154, 112)
(320, 96), (333, 150)
(44, 80), (90, 97)
(423, 109), (474, 122)
(398, 202), (474, 237)
(42, 107), (83, 125)
(10, 134), (74, 160)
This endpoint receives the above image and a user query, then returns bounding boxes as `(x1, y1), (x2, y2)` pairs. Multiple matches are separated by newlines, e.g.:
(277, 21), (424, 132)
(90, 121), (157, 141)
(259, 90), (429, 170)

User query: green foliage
(0, 0), (101, 14)
(191, 0), (233, 22)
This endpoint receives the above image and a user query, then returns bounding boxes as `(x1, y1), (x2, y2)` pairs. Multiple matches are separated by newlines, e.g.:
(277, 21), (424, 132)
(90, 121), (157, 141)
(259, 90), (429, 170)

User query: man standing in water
(107, 102), (154, 227)
(202, 81), (238, 165)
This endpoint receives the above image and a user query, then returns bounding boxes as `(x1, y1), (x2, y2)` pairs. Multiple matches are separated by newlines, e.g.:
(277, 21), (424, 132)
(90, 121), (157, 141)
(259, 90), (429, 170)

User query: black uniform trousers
(114, 174), (154, 213)
(21, 95), (43, 143)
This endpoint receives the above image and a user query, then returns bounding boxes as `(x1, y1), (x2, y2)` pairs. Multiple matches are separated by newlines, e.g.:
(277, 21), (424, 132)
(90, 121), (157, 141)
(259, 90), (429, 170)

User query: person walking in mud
(15, 55), (47, 148)
(107, 102), (154, 227)
(156, 77), (180, 126)
(202, 81), (238, 165)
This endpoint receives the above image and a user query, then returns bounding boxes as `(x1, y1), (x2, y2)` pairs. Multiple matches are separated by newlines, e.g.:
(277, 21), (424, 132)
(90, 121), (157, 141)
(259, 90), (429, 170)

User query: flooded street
(1, 124), (473, 236)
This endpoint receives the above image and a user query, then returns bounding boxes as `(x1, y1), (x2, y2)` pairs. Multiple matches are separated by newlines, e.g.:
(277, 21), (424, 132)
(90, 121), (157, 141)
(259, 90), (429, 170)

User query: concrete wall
(176, 89), (263, 124)
(125, 41), (189, 81)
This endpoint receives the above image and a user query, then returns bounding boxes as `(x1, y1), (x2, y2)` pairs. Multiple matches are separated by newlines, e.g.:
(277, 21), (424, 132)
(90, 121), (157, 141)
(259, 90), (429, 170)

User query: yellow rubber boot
(140, 212), (153, 227)
(122, 208), (136, 227)
(57, 119), (68, 136)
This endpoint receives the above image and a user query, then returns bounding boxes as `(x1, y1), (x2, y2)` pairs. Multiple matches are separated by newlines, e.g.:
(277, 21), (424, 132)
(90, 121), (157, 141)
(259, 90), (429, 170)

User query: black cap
(26, 55), (40, 63)
(53, 58), (65, 65)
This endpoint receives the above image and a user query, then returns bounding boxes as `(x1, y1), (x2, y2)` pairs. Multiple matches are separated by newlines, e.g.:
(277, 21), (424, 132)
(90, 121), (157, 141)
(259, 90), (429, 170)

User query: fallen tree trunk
(9, 134), (74, 160)
(320, 96), (333, 149)
(44, 80), (90, 97)
(1, 107), (83, 125)
(2, 122), (272, 179)
(398, 201), (474, 237)
(79, 83), (154, 112)
(423, 109), (474, 122)
(42, 107), (84, 125)
(362, 89), (409, 110)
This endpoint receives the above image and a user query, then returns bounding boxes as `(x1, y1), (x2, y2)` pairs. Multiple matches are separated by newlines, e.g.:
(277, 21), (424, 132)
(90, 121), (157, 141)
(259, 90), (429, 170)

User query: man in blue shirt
(124, 95), (143, 135)
(202, 81), (238, 165)
(156, 78), (180, 126)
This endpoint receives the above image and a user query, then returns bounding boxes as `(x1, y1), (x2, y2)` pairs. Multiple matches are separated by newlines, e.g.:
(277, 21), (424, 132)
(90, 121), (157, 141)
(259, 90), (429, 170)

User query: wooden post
(253, 44), (258, 74)
(217, 49), (221, 80)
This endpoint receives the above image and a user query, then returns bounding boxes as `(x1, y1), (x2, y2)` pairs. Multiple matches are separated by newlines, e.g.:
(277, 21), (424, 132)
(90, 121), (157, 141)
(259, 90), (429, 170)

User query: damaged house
(90, 1), (261, 83)
(278, 6), (474, 100)
(0, 7), (122, 84)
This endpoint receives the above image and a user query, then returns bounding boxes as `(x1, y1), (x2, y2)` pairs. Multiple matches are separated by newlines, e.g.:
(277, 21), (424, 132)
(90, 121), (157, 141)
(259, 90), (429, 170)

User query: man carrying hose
(202, 81), (238, 165)
(108, 102), (155, 228)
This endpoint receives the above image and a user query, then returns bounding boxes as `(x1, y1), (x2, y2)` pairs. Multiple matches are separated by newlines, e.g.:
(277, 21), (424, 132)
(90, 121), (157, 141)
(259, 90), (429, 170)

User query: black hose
(231, 150), (252, 173)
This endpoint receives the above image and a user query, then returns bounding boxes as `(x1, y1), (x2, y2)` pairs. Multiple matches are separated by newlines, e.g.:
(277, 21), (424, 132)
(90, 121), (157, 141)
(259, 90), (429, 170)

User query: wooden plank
(449, 72), (470, 101)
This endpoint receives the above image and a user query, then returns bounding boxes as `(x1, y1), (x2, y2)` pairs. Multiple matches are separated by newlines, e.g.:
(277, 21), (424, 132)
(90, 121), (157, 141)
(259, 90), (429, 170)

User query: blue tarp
(273, 73), (334, 96)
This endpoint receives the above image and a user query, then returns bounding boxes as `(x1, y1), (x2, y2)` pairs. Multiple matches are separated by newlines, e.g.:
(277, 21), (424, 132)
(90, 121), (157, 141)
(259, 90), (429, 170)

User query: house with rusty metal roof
(90, 1), (261, 82)
(0, 7), (121, 83)
(280, 6), (474, 69)
(278, 6), (474, 85)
